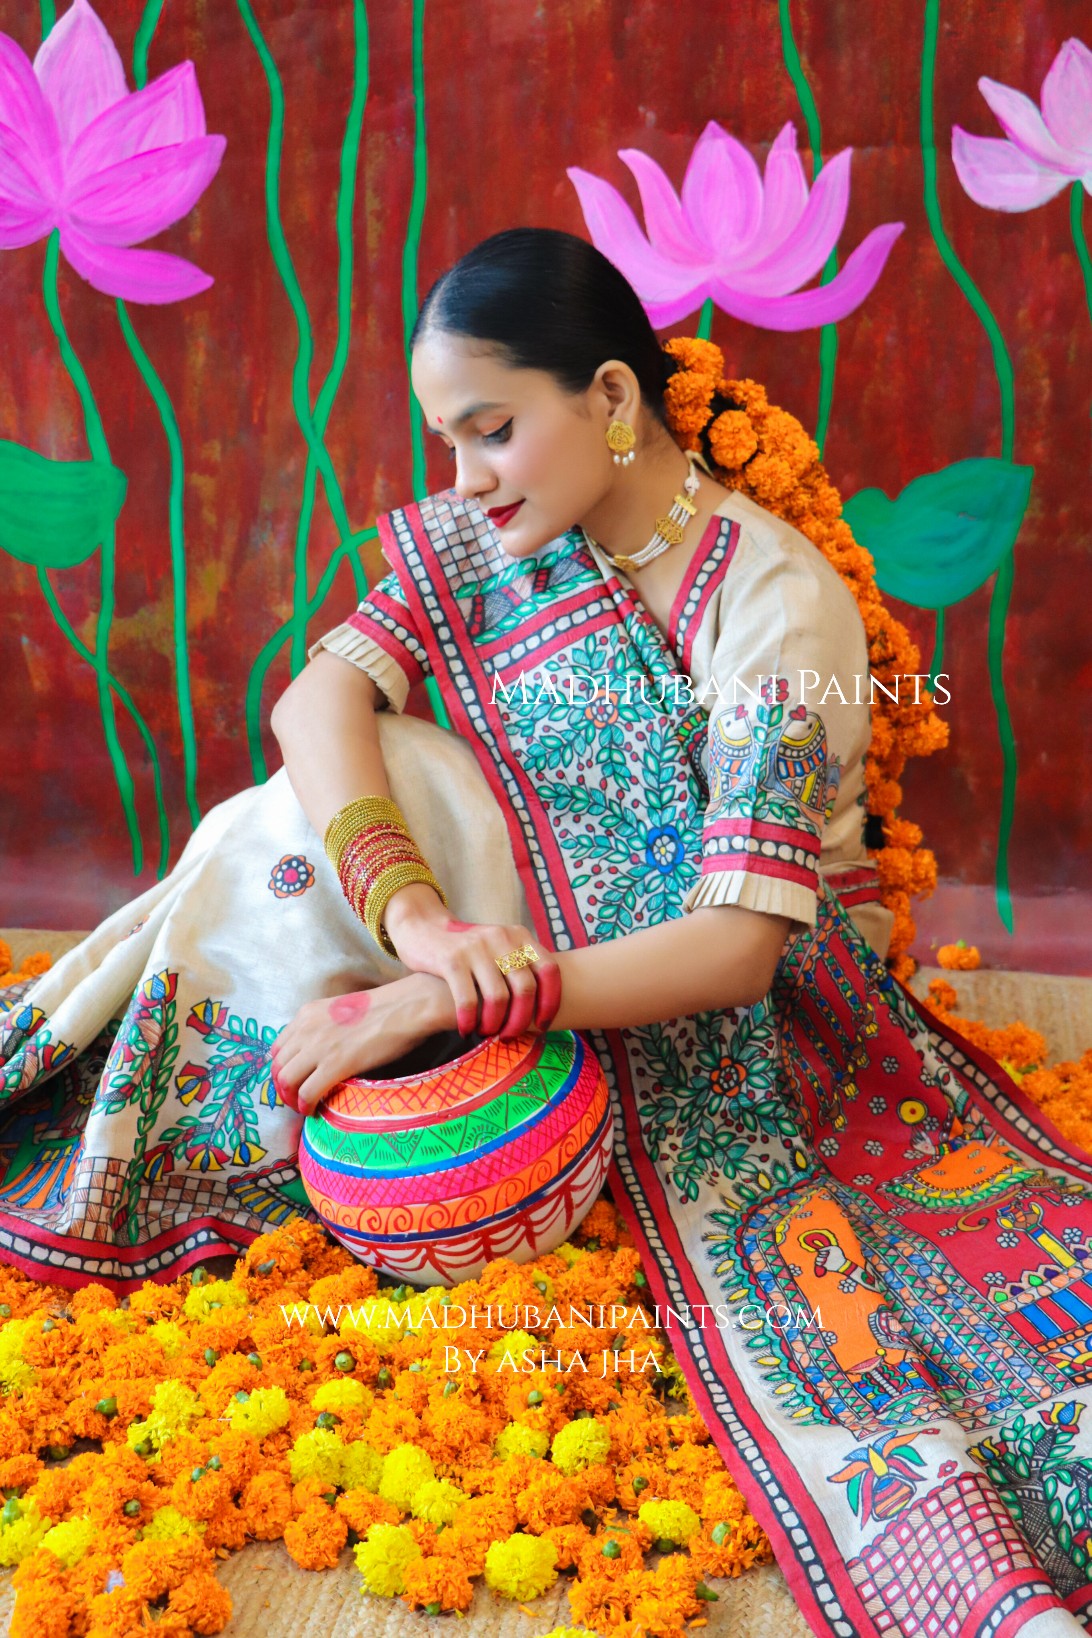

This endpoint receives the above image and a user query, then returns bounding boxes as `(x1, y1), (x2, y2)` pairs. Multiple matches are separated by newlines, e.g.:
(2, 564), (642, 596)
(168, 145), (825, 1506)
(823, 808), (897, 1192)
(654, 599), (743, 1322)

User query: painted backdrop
(1, 0), (1090, 973)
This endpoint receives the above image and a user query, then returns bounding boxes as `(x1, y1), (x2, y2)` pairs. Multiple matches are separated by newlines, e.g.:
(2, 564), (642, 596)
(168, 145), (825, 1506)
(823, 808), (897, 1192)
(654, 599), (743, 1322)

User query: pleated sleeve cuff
(306, 622), (413, 714)
(681, 867), (818, 937)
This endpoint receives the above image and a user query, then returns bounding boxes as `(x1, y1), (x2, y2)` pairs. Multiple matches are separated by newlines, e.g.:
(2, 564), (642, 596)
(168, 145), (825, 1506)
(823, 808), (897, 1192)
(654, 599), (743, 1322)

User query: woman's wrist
(407, 970), (459, 1035)
(382, 880), (447, 940)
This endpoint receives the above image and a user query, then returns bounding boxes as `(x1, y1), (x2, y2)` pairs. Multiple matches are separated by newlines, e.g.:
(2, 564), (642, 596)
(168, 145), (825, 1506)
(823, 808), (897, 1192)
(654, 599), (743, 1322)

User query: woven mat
(1, 931), (1090, 1637)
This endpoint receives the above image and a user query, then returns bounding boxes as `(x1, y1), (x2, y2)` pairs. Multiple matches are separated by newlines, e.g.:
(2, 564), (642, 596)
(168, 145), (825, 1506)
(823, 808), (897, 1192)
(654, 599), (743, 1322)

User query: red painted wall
(1, 1), (1089, 972)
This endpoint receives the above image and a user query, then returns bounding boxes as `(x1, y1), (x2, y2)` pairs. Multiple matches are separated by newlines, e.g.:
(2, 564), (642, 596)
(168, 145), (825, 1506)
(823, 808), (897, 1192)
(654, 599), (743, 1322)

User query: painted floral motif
(147, 999), (276, 1179)
(268, 854), (316, 898)
(90, 970), (179, 1241)
(0, 0), (226, 301)
(830, 1429), (930, 1525)
(568, 119), (904, 329)
(953, 37), (1092, 213)
(0, 1002), (75, 1100)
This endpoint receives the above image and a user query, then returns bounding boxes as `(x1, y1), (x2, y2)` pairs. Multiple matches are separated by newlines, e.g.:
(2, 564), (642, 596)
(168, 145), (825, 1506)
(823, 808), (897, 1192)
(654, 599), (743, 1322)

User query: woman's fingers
(498, 967), (538, 1039)
(531, 956), (563, 1032)
(476, 956), (516, 1036)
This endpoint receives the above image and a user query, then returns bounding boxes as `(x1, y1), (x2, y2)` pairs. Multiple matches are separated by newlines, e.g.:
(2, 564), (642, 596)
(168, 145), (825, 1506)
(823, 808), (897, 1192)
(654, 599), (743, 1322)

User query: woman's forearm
(420, 904), (793, 1036)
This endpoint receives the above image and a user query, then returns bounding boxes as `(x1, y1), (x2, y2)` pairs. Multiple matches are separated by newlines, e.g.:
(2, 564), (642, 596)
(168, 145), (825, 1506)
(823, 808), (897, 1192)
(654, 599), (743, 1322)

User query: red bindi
(437, 415), (443, 425)
(328, 992), (371, 1025)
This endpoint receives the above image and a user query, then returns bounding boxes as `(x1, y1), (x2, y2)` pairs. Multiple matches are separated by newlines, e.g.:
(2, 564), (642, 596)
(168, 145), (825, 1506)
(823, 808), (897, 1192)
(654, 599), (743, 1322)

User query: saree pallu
(371, 493), (1092, 1638)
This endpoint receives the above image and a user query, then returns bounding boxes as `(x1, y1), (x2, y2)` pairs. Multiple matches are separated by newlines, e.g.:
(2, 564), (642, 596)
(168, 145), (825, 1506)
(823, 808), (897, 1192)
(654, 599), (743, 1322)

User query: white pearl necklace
(583, 451), (703, 575)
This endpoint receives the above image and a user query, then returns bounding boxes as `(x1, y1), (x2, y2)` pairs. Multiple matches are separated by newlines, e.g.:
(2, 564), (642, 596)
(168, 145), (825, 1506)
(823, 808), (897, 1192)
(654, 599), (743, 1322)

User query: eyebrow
(425, 401), (506, 435)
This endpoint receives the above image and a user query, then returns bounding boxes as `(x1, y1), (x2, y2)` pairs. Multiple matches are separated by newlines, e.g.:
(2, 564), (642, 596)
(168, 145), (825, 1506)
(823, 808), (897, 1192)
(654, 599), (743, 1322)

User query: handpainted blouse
(310, 491), (894, 959)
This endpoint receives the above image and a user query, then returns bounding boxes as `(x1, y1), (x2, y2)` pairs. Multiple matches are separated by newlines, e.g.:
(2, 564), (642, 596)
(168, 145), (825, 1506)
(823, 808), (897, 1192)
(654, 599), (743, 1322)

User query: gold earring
(606, 420), (636, 466)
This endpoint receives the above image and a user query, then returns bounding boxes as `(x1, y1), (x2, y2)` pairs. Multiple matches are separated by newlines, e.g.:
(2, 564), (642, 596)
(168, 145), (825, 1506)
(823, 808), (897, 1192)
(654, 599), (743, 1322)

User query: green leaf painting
(0, 441), (126, 570)
(843, 458), (1034, 610)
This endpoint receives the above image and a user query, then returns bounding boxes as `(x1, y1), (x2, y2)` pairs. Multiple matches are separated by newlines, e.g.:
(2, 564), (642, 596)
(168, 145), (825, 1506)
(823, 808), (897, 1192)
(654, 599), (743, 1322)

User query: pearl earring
(605, 419), (636, 467)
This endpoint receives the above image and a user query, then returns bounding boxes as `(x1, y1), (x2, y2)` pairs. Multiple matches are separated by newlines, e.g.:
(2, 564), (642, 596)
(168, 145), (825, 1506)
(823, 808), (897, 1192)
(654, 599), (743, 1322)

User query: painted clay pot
(298, 1027), (613, 1284)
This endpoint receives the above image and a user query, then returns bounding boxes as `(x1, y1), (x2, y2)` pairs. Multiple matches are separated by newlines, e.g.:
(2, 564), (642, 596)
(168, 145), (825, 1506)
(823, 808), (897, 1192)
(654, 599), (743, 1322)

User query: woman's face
(410, 330), (617, 557)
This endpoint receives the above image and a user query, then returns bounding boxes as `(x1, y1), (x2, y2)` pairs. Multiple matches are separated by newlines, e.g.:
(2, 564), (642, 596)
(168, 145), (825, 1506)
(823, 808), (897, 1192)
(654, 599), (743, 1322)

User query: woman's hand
(383, 883), (561, 1040)
(271, 971), (456, 1118)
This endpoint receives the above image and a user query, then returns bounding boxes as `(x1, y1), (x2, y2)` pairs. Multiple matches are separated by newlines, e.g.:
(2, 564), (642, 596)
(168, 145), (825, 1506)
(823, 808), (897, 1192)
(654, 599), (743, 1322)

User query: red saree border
(0, 1208), (258, 1294)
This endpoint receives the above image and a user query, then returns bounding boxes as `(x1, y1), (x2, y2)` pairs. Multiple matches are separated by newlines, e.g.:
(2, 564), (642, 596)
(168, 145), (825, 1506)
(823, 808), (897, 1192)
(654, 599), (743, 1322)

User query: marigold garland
(662, 337), (950, 981)
(0, 942), (51, 993)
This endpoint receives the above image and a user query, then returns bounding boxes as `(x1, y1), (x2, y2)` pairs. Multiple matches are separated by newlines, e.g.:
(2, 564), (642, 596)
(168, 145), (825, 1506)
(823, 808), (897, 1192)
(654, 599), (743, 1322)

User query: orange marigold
(401, 1551), (475, 1613)
(283, 1501), (348, 1570)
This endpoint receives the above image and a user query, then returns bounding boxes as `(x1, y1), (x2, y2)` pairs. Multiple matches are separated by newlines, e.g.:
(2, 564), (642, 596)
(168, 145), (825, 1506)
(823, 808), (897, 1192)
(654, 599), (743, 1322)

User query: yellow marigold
(289, 1428), (345, 1487)
(340, 1440), (383, 1493)
(378, 1442), (435, 1510)
(225, 1384), (290, 1439)
(183, 1278), (248, 1323)
(496, 1422), (550, 1462)
(140, 1506), (205, 1541)
(411, 1477), (465, 1526)
(937, 941), (981, 970)
(125, 1379), (202, 1452)
(484, 1531), (558, 1599)
(487, 1330), (539, 1371)
(534, 1629), (601, 1638)
(39, 1515), (96, 1568)
(0, 1503), (51, 1566)
(312, 1378), (369, 1414)
(638, 1497), (700, 1545)
(147, 1319), (189, 1359)
(401, 1550), (475, 1612)
(284, 1502), (348, 1571)
(550, 1418), (611, 1475)
(355, 1520), (422, 1596)
(707, 409), (758, 470)
(0, 1320), (37, 1395)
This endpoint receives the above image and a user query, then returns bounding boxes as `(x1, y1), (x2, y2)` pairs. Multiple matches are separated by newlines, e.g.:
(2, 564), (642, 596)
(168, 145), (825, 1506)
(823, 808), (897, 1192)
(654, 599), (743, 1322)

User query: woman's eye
(483, 420), (513, 445)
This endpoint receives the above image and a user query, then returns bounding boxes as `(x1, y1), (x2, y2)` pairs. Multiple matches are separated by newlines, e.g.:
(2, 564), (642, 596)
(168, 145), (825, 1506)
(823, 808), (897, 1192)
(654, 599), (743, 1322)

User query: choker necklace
(582, 451), (703, 574)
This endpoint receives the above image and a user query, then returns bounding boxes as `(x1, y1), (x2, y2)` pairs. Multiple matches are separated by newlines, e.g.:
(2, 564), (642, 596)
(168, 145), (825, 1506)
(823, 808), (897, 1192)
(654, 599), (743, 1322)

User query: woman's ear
(591, 359), (642, 426)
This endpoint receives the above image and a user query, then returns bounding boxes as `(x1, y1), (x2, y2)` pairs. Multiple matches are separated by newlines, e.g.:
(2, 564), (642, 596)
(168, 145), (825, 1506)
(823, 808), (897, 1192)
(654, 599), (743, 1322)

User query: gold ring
(495, 944), (540, 975)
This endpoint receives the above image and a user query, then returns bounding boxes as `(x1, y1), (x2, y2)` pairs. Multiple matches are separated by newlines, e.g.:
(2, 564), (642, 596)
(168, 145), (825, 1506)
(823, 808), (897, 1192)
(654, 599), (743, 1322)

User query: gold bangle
(323, 796), (409, 868)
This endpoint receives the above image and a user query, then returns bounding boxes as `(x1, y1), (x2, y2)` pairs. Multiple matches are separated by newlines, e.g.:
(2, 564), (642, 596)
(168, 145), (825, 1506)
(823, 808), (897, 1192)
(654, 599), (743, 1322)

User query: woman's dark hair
(411, 227), (675, 426)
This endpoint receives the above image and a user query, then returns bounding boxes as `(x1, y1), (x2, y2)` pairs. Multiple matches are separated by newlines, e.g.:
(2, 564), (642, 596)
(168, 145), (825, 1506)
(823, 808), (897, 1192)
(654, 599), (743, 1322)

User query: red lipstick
(486, 501), (523, 528)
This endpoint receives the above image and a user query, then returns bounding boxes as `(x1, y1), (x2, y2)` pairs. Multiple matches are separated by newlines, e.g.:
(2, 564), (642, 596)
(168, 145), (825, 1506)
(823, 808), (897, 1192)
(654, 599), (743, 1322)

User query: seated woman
(4, 228), (1091, 1635)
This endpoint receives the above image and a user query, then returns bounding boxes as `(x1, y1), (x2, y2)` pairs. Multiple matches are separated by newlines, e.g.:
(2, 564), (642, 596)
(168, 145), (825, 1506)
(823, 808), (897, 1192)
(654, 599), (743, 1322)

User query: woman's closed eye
(483, 419), (513, 445)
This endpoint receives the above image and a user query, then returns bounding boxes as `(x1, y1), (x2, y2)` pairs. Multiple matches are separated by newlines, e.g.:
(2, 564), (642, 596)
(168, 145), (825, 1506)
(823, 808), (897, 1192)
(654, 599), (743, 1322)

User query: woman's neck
(578, 431), (729, 588)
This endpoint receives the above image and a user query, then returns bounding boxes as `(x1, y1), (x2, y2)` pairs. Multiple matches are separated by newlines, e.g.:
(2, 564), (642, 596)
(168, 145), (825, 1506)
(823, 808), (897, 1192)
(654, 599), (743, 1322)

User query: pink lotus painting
(0, 0), (225, 302)
(952, 37), (1092, 212)
(568, 120), (903, 331)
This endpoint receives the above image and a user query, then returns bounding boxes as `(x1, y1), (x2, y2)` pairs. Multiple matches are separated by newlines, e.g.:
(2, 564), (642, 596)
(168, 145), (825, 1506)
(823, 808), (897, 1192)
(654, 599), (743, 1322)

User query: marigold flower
(284, 1502), (348, 1571)
(340, 1440), (383, 1493)
(378, 1442), (435, 1510)
(496, 1422), (550, 1462)
(225, 1384), (290, 1439)
(400, 1551), (475, 1612)
(937, 941), (982, 970)
(484, 1531), (558, 1599)
(411, 1477), (465, 1525)
(355, 1521), (422, 1596)
(288, 1428), (345, 1487)
(550, 1419), (611, 1475)
(637, 1497), (701, 1544)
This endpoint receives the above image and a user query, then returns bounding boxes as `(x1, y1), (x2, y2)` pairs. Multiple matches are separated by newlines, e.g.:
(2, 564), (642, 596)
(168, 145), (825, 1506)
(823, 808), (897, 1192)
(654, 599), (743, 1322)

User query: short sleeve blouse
(307, 564), (430, 714)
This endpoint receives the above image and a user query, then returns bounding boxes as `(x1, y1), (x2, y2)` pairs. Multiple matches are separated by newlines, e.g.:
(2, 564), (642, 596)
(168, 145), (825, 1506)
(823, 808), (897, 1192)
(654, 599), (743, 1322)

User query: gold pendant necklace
(583, 451), (703, 574)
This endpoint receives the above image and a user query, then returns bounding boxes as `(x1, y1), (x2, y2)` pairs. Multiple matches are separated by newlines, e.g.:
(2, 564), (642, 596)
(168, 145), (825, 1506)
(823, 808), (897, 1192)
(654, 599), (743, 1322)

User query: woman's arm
(270, 652), (444, 926)
(413, 902), (792, 1036)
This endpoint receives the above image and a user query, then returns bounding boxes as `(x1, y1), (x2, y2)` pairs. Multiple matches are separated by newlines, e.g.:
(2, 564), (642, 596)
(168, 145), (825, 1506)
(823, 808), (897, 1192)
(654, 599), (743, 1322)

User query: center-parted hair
(411, 227), (674, 426)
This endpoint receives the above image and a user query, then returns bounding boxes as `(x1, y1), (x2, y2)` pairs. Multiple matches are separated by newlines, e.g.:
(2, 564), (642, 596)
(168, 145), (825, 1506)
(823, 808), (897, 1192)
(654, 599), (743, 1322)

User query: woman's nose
(453, 451), (495, 504)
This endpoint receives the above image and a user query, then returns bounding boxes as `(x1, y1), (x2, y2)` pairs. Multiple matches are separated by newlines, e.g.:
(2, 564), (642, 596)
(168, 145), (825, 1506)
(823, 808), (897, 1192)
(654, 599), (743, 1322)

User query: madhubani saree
(3, 483), (1092, 1636)
(361, 491), (1092, 1638)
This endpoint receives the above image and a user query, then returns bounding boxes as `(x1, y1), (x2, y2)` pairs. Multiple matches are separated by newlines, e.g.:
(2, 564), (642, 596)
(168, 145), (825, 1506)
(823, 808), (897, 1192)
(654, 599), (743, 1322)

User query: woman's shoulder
(714, 489), (862, 622)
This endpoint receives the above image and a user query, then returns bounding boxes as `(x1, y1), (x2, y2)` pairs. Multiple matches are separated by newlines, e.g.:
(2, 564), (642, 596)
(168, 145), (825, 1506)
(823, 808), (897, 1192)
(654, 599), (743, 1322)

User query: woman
(4, 229), (1092, 1635)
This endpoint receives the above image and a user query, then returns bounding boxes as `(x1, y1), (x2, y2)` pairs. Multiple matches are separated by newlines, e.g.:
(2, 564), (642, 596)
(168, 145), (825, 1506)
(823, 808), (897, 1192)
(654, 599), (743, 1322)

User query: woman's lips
(486, 501), (523, 528)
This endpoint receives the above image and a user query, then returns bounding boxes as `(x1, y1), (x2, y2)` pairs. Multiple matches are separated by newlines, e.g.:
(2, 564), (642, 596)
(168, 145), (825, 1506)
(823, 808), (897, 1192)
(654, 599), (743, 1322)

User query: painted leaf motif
(0, 440), (126, 568)
(842, 457), (1033, 609)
